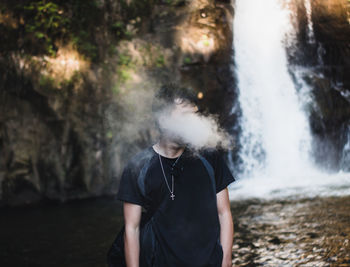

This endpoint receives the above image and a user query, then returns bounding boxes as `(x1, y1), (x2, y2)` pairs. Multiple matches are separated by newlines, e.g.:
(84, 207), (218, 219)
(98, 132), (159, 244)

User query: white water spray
(304, 0), (315, 43)
(341, 126), (350, 172)
(229, 0), (350, 199)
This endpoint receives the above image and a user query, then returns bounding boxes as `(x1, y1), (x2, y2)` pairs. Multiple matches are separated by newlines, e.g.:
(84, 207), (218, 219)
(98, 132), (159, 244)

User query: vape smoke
(107, 84), (233, 192)
(155, 101), (233, 150)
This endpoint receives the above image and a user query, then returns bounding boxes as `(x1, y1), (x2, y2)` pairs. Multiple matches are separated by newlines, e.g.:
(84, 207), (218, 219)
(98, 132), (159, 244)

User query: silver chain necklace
(158, 149), (184, 200)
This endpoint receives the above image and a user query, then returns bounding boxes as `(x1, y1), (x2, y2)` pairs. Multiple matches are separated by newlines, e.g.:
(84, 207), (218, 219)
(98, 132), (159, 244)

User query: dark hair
(152, 83), (198, 114)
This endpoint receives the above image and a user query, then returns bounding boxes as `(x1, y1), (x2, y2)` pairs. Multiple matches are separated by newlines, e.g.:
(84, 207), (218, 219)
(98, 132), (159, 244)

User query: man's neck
(153, 137), (185, 159)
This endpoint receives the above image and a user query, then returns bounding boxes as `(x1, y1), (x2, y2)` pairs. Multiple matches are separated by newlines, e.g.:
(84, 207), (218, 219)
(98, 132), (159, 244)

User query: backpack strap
(198, 155), (216, 194)
(137, 157), (152, 198)
(135, 155), (161, 222)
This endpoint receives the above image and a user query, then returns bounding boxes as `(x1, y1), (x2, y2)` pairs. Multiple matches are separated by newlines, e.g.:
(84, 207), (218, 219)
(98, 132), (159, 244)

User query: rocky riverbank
(231, 195), (350, 266)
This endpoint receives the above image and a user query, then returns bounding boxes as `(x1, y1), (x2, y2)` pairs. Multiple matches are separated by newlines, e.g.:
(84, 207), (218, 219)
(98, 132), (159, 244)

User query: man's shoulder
(125, 146), (156, 171)
(198, 147), (220, 161)
(196, 147), (229, 169)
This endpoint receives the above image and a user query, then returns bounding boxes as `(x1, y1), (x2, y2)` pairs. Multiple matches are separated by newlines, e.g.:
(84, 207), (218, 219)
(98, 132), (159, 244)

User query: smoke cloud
(155, 100), (233, 150)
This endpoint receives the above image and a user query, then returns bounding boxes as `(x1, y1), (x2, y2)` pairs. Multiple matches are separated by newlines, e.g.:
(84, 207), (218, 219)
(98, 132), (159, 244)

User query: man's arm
(123, 202), (142, 267)
(217, 188), (234, 267)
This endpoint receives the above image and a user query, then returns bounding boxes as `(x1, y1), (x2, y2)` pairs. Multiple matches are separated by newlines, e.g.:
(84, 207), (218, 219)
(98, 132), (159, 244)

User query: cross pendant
(170, 193), (175, 200)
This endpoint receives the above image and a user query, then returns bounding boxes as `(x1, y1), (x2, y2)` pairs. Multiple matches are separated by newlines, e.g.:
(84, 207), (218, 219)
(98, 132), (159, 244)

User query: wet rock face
(0, 0), (236, 206)
(313, 0), (350, 84)
(0, 58), (109, 206)
(287, 0), (350, 170)
(151, 0), (236, 124)
(311, 0), (350, 128)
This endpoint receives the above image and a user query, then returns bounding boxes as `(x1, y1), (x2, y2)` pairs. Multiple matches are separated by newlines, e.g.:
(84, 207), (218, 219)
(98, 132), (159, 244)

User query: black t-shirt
(117, 146), (235, 267)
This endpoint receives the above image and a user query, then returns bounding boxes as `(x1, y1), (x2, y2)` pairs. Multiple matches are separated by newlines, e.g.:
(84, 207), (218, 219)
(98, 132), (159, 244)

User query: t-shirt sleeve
(116, 162), (145, 206)
(213, 151), (236, 194)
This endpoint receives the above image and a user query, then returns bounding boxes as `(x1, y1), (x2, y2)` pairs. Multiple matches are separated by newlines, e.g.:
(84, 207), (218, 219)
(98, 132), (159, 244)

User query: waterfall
(304, 0), (315, 44)
(341, 126), (350, 172)
(229, 0), (350, 199)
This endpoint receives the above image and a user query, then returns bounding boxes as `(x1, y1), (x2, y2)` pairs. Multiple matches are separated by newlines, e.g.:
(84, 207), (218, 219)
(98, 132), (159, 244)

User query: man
(108, 84), (235, 267)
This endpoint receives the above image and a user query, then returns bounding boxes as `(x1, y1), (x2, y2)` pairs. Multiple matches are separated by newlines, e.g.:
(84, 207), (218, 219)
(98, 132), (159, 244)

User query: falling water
(304, 0), (315, 43)
(229, 0), (350, 199)
(341, 126), (350, 172)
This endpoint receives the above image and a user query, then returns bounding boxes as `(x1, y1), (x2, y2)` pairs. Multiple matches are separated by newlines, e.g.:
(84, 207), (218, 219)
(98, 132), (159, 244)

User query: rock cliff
(0, 0), (235, 206)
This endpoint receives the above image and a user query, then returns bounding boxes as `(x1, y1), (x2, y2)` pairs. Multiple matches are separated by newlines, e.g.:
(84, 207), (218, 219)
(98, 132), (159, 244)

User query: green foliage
(118, 53), (132, 66)
(111, 21), (133, 39)
(2, 0), (159, 60)
(119, 0), (155, 21)
(118, 68), (132, 83)
(59, 71), (82, 88)
(38, 70), (82, 94)
(108, 45), (118, 56)
(3, 0), (101, 60)
(156, 55), (165, 68)
(106, 130), (113, 139)
(109, 0), (156, 39)
(203, 40), (210, 47)
(183, 56), (192, 64)
(22, 1), (69, 56)
(71, 31), (98, 61)
(116, 52), (134, 86)
(138, 43), (166, 68)
(68, 0), (100, 61)
(111, 21), (125, 37)
(39, 74), (55, 89)
(159, 0), (185, 6)
(111, 84), (120, 95)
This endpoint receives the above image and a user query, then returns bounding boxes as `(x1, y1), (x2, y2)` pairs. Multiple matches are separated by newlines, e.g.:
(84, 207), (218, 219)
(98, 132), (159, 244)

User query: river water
(0, 198), (124, 267)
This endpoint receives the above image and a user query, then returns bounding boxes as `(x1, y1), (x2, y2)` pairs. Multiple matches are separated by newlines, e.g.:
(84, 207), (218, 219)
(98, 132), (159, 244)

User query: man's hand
(217, 188), (234, 267)
(123, 202), (142, 267)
